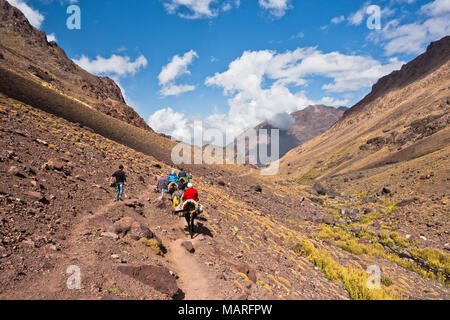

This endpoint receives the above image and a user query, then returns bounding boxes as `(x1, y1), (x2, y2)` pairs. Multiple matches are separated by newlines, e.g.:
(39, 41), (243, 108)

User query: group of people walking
(110, 165), (202, 238)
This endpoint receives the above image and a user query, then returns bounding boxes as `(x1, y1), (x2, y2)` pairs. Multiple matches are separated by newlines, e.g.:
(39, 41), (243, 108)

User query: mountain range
(0, 0), (448, 301)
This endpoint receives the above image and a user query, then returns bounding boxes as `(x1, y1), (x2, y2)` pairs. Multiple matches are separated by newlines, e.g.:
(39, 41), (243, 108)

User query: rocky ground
(0, 95), (448, 300)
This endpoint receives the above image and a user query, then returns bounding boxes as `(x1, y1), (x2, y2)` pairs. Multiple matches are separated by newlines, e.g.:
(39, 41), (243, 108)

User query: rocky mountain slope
(0, 0), (151, 131)
(0, 2), (448, 301)
(280, 36), (450, 186)
(1, 94), (448, 300)
(234, 105), (345, 162)
(278, 36), (449, 282)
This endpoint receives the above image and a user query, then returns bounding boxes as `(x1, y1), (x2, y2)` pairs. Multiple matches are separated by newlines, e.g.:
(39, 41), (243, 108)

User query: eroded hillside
(0, 0), (151, 131)
(0, 95), (448, 300)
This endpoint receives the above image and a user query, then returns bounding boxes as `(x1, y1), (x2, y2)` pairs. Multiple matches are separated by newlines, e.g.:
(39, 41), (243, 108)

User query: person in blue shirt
(168, 171), (179, 183)
(167, 171), (179, 193)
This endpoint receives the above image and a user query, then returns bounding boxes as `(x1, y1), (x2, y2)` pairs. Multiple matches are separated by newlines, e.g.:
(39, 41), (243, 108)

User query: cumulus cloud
(46, 33), (57, 43)
(7, 0), (44, 29)
(148, 107), (193, 141)
(72, 54), (148, 78)
(149, 47), (403, 145)
(158, 50), (198, 96)
(348, 3), (368, 26)
(267, 112), (295, 129)
(206, 48), (404, 93)
(258, 0), (292, 18)
(163, 0), (238, 19)
(164, 0), (217, 19)
(369, 0), (450, 55)
(421, 0), (450, 16)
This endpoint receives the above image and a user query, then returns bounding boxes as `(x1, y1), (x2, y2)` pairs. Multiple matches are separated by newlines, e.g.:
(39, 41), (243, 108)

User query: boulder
(313, 182), (327, 196)
(129, 222), (153, 240)
(41, 159), (65, 171)
(124, 200), (144, 209)
(8, 166), (25, 178)
(49, 159), (65, 171)
(113, 217), (135, 234)
(181, 241), (195, 253)
(321, 215), (335, 225)
(89, 216), (115, 233)
(117, 265), (182, 299)
(101, 232), (119, 240)
(26, 191), (44, 202)
(5, 150), (16, 159)
(250, 185), (262, 193)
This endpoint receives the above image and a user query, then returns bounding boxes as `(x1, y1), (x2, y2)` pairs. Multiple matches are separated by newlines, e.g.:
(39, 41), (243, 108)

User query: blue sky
(8, 0), (450, 143)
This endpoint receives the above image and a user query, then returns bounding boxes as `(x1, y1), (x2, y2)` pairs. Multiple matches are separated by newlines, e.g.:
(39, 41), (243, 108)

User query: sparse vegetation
(296, 167), (320, 184)
(139, 238), (163, 256)
(232, 280), (245, 293)
(314, 224), (448, 285)
(293, 239), (398, 300)
(102, 288), (129, 298)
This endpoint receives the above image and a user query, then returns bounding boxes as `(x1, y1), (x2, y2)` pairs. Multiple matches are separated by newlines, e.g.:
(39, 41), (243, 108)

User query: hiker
(182, 182), (203, 214)
(156, 175), (168, 199)
(182, 183), (199, 203)
(178, 169), (190, 191)
(178, 168), (187, 178)
(168, 171), (179, 184)
(167, 170), (179, 194)
(111, 165), (128, 202)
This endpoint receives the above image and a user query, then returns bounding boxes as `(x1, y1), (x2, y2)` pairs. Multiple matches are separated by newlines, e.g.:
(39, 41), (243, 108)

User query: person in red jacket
(182, 183), (199, 202)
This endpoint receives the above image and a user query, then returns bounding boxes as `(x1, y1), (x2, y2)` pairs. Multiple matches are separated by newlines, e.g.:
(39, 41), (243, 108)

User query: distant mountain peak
(235, 105), (345, 162)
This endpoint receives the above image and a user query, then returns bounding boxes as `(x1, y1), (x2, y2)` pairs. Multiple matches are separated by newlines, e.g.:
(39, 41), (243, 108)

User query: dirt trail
(166, 228), (223, 300)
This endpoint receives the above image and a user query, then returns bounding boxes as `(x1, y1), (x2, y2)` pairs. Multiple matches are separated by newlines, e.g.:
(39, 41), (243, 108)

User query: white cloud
(164, 0), (216, 19)
(222, 2), (232, 12)
(369, 0), (450, 55)
(149, 47), (403, 144)
(290, 32), (304, 39)
(159, 50), (198, 85)
(331, 15), (346, 24)
(159, 50), (198, 96)
(348, 2), (396, 26)
(160, 84), (197, 96)
(421, 0), (450, 16)
(317, 96), (350, 107)
(6, 0), (44, 29)
(46, 33), (57, 43)
(72, 54), (148, 77)
(258, 0), (292, 18)
(148, 107), (193, 141)
(163, 0), (239, 19)
(348, 4), (368, 26)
